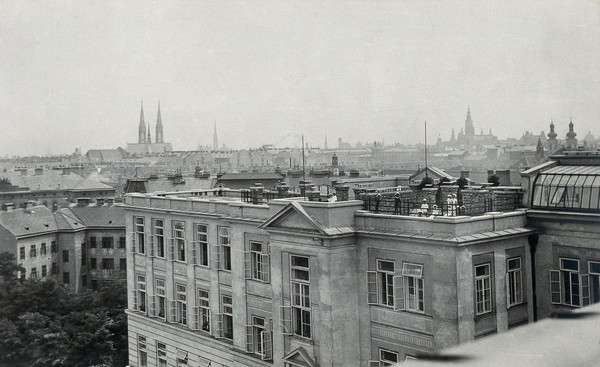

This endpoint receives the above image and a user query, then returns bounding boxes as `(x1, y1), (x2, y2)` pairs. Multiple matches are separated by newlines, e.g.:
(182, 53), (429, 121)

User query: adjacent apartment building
(123, 184), (536, 366)
(0, 203), (126, 292)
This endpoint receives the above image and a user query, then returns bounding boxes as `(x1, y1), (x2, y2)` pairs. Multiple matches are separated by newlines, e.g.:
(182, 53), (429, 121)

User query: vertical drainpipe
(528, 233), (539, 321)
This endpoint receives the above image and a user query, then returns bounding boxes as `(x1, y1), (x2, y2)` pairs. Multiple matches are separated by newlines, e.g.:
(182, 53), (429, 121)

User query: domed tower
(565, 118), (578, 150)
(547, 119), (559, 153)
(138, 101), (146, 144)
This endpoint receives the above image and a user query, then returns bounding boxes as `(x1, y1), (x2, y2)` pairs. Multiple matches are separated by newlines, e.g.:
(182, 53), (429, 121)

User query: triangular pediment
(282, 347), (318, 367)
(259, 201), (326, 235)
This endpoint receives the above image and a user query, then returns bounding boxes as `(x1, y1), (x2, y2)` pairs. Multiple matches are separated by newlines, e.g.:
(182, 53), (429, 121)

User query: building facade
(123, 185), (535, 366)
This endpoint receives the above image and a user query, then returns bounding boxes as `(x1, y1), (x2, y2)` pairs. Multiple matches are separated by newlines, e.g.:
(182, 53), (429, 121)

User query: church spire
(213, 120), (219, 151)
(464, 106), (475, 136)
(156, 101), (164, 143)
(138, 101), (146, 144)
(147, 124), (152, 144)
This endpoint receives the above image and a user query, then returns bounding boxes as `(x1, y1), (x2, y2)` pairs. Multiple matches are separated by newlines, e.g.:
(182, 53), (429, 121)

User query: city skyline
(1, 1), (599, 155)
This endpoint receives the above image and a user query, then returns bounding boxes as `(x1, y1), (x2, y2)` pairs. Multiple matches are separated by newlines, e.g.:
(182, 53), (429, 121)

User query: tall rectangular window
(41, 265), (47, 278)
(62, 250), (69, 262)
(19, 247), (25, 260)
(120, 258), (126, 271)
(403, 263), (424, 313)
(101, 237), (114, 249)
(198, 289), (210, 332)
(219, 227), (232, 271)
(30, 245), (37, 258)
(154, 219), (165, 258)
(379, 349), (399, 367)
(63, 271), (70, 284)
(51, 241), (57, 253)
(51, 262), (58, 275)
(119, 237), (126, 249)
(507, 257), (523, 307)
(176, 283), (187, 326)
(561, 258), (580, 307)
(155, 279), (166, 319)
(135, 217), (145, 254)
(89, 237), (97, 248)
(291, 255), (311, 338)
(195, 224), (209, 266)
(245, 242), (270, 282)
(222, 295), (234, 340)
(137, 275), (147, 312)
(30, 267), (38, 279)
(90, 257), (97, 269)
(101, 258), (114, 270)
(377, 260), (395, 307)
(138, 335), (147, 367)
(40, 243), (47, 256)
(157, 342), (167, 367)
(475, 263), (492, 315)
(173, 221), (186, 262)
(590, 261), (600, 305)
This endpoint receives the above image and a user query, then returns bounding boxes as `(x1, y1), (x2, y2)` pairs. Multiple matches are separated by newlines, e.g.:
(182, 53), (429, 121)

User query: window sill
(474, 311), (496, 321)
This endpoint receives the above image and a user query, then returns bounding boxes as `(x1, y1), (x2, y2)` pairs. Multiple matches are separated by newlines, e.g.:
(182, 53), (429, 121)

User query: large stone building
(123, 184), (534, 366)
(0, 203), (126, 293)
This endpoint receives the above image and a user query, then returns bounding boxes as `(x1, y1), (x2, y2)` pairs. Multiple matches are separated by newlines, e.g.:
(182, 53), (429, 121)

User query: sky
(0, 1), (599, 156)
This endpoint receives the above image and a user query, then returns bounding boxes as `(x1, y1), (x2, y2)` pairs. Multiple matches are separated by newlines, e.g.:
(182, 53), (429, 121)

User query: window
(138, 335), (147, 367)
(475, 263), (492, 315)
(221, 295), (234, 340)
(198, 289), (210, 332)
(173, 221), (186, 262)
(379, 349), (399, 367)
(63, 271), (70, 284)
(119, 237), (126, 249)
(101, 237), (114, 249)
(101, 258), (114, 270)
(136, 275), (146, 312)
(590, 261), (600, 304)
(291, 255), (311, 338)
(19, 247), (25, 260)
(245, 241), (270, 282)
(51, 262), (58, 275)
(91, 280), (98, 290)
(157, 342), (167, 367)
(403, 263), (424, 313)
(62, 250), (69, 262)
(154, 219), (165, 258)
(218, 226), (232, 271)
(176, 350), (188, 367)
(135, 217), (145, 254)
(89, 236), (97, 248)
(367, 260), (395, 307)
(82, 252), (87, 266)
(551, 258), (581, 307)
(507, 257), (523, 307)
(30, 245), (37, 258)
(120, 258), (126, 271)
(176, 284), (187, 326)
(51, 241), (57, 253)
(41, 265), (47, 278)
(30, 267), (38, 279)
(40, 243), (47, 256)
(194, 224), (209, 266)
(90, 257), (97, 269)
(246, 316), (272, 360)
(155, 279), (166, 319)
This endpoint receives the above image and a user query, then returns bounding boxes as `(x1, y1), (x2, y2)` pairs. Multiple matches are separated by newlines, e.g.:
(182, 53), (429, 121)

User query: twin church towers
(138, 101), (164, 144)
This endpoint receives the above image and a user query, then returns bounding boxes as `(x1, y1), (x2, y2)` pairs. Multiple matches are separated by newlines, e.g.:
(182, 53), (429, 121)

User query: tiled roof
(0, 205), (58, 237)
(0, 171), (114, 191)
(61, 206), (125, 228)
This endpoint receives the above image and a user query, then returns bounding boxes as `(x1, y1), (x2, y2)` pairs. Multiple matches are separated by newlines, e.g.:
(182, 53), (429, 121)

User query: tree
(0, 254), (128, 367)
(457, 176), (469, 189)
(418, 176), (434, 189)
(0, 252), (25, 290)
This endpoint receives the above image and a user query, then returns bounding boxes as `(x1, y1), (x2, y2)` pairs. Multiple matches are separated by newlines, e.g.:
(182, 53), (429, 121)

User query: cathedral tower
(464, 107), (475, 136)
(138, 101), (146, 144)
(565, 118), (578, 150)
(156, 101), (164, 144)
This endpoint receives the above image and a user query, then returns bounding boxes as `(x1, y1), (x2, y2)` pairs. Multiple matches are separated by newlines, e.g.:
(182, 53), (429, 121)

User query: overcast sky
(1, 1), (598, 156)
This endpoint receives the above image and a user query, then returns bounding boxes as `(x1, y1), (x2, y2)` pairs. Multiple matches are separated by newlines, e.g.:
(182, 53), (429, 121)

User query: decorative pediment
(282, 347), (318, 367)
(259, 201), (327, 235)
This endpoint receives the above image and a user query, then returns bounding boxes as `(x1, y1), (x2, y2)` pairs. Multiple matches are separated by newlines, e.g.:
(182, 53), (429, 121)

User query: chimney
(3, 203), (15, 212)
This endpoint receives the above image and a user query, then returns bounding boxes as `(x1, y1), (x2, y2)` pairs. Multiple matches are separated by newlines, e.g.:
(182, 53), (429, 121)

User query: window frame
(589, 261), (600, 305)
(175, 283), (188, 326)
(136, 274), (147, 313)
(154, 219), (166, 258)
(221, 294), (234, 340)
(134, 216), (146, 254)
(402, 262), (425, 313)
(194, 223), (209, 267)
(173, 221), (186, 263)
(290, 255), (312, 339)
(218, 226), (232, 271)
(155, 278), (166, 319)
(507, 257), (524, 308)
(379, 348), (399, 367)
(197, 288), (211, 333)
(474, 263), (493, 315)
